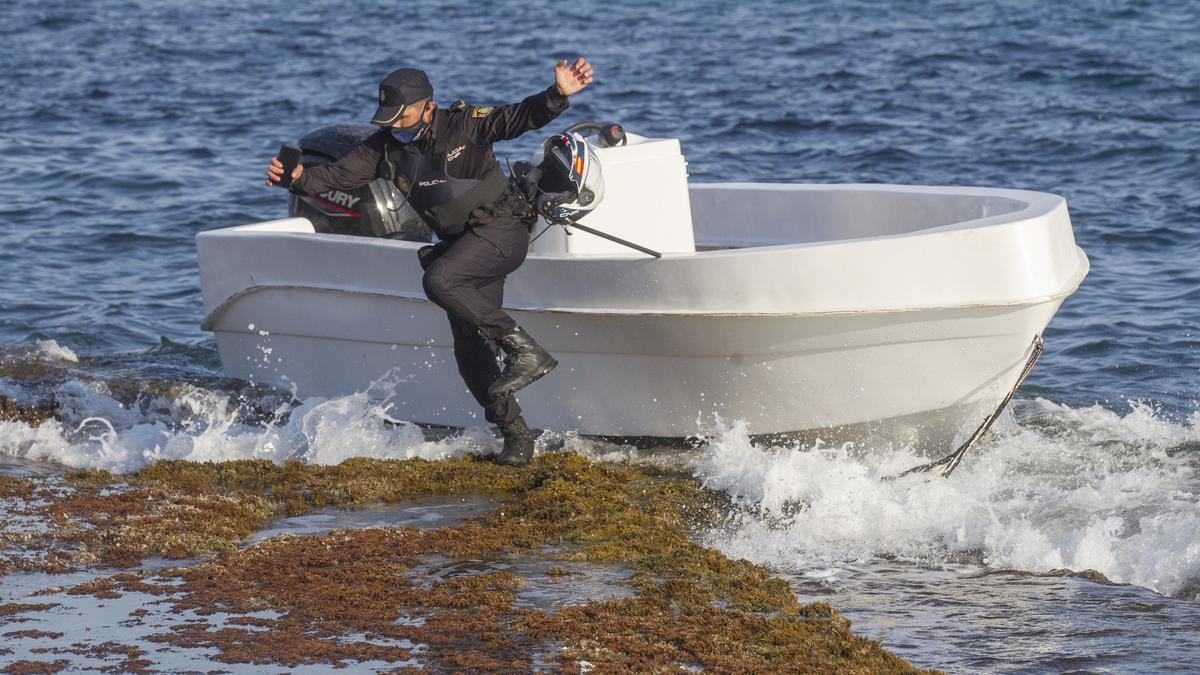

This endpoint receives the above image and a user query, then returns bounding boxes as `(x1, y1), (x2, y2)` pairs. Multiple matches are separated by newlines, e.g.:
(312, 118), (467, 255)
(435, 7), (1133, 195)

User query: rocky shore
(0, 451), (930, 673)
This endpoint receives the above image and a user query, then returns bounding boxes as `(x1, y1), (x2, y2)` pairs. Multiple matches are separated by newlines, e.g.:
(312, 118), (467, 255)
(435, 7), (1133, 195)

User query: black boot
(487, 328), (558, 402)
(494, 416), (535, 466)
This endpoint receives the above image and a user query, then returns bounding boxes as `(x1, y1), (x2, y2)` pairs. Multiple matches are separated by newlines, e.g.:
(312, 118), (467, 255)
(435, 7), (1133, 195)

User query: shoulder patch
(471, 105), (494, 118)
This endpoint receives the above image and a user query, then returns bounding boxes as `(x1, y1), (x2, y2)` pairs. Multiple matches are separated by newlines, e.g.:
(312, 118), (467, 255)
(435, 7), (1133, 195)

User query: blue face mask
(390, 116), (427, 145)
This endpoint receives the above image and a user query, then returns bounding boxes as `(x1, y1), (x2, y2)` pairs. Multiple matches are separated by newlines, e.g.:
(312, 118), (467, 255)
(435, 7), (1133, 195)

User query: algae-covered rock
(28, 452), (931, 672)
(0, 394), (58, 426)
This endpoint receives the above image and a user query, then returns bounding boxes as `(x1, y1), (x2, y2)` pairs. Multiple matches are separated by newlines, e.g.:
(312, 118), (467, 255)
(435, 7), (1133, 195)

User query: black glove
(418, 242), (450, 270)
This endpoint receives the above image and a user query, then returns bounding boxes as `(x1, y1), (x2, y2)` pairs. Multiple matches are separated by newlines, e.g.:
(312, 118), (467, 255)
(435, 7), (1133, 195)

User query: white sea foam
(2, 377), (1197, 600)
(0, 340), (79, 377)
(695, 399), (1200, 599)
(0, 375), (500, 474)
(34, 339), (78, 363)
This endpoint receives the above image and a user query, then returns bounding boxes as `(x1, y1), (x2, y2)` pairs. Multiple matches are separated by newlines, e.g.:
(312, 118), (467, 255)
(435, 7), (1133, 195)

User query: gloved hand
(418, 241), (450, 270)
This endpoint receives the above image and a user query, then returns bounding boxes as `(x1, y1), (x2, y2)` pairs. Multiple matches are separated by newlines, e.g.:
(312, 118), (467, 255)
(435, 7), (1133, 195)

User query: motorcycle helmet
(529, 131), (604, 224)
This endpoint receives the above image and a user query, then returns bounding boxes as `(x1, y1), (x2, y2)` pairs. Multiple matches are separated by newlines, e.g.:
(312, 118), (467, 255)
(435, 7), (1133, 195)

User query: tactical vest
(381, 110), (510, 239)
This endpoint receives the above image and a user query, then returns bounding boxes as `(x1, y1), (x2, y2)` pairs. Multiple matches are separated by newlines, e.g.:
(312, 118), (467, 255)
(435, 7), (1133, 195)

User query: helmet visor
(540, 136), (582, 194)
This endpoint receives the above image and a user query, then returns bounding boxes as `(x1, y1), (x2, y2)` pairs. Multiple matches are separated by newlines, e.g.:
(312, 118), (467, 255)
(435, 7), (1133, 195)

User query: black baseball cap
(371, 68), (434, 125)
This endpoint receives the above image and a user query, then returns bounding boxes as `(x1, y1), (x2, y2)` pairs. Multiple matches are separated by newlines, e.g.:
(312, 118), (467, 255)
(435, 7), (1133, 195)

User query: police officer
(266, 58), (594, 466)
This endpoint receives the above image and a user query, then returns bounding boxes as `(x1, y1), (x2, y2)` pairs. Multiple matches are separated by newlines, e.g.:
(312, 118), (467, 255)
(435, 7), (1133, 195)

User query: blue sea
(1, 0), (1199, 671)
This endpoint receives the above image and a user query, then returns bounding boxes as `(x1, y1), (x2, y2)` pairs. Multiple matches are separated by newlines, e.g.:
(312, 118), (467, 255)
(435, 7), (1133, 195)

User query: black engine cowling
(287, 124), (432, 242)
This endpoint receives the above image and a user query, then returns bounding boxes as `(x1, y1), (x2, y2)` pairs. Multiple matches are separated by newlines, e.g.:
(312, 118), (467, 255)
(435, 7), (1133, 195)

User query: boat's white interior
(522, 133), (1050, 255)
(689, 184), (1035, 250)
(228, 132), (1059, 257)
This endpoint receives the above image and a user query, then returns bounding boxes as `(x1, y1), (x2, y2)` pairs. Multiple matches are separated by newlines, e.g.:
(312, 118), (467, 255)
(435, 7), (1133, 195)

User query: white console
(527, 132), (696, 256)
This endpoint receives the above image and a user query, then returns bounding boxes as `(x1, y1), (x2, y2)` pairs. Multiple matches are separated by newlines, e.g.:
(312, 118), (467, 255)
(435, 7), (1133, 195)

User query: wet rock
(1173, 576), (1200, 602)
(966, 567), (1117, 585)
(1165, 440), (1200, 457)
(0, 659), (71, 674)
(12, 453), (926, 673)
(0, 395), (59, 427)
(1043, 568), (1116, 584)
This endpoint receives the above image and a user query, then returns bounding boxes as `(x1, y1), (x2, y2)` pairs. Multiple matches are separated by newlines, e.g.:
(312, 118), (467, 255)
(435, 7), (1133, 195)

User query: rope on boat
(889, 334), (1044, 481)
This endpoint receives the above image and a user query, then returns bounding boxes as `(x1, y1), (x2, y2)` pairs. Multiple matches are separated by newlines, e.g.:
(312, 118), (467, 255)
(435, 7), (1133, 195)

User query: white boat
(197, 131), (1088, 453)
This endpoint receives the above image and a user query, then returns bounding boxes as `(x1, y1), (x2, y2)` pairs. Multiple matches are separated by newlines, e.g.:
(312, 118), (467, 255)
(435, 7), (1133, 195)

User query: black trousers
(420, 218), (530, 426)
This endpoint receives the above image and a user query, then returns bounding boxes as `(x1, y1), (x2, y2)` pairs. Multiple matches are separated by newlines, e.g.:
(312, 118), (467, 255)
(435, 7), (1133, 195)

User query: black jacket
(294, 85), (569, 199)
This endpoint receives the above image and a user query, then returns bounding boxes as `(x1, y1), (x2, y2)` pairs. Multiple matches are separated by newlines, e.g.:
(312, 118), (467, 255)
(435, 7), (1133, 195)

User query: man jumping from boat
(265, 58), (594, 466)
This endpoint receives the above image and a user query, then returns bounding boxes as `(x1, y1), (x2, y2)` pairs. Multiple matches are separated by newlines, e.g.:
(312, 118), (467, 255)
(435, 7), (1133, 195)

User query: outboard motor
(288, 124), (432, 242)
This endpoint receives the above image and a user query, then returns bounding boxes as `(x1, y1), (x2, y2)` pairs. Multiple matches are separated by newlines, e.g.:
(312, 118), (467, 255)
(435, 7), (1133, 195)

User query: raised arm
(469, 58), (595, 144)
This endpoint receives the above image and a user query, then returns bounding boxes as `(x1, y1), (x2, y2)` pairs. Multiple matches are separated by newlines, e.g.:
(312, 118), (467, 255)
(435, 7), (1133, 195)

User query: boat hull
(211, 286), (1061, 448)
(198, 184), (1087, 451)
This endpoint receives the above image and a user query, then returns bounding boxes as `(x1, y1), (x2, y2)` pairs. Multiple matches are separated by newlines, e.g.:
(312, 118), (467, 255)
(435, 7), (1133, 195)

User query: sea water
(2, 0), (1199, 671)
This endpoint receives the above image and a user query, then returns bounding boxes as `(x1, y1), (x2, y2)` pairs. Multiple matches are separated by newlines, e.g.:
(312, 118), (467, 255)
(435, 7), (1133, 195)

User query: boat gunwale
(200, 252), (1087, 332)
(197, 183), (1066, 260)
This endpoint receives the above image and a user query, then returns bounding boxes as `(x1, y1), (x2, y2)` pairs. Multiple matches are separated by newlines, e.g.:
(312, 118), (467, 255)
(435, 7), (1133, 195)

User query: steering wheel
(564, 121), (627, 147)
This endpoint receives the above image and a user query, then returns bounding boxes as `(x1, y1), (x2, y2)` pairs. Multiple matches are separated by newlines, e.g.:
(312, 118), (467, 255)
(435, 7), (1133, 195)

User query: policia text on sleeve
(264, 58), (595, 467)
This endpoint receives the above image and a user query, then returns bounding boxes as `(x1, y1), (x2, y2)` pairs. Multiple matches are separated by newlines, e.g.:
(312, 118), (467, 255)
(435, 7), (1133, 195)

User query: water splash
(3, 360), (1198, 603)
(0, 374), (500, 474)
(695, 399), (1200, 600)
(34, 340), (78, 363)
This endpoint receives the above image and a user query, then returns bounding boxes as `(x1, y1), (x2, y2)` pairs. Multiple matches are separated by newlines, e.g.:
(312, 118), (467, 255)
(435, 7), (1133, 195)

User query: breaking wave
(695, 399), (1200, 600)
(0, 369), (500, 473)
